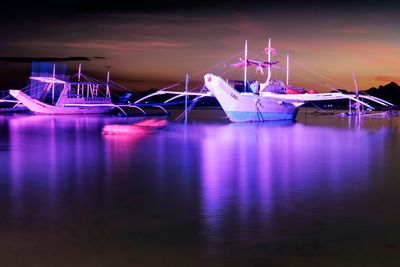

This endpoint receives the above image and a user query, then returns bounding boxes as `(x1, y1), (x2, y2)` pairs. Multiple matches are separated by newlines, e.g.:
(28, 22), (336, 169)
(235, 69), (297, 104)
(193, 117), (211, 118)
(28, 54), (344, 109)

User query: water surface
(1, 109), (400, 266)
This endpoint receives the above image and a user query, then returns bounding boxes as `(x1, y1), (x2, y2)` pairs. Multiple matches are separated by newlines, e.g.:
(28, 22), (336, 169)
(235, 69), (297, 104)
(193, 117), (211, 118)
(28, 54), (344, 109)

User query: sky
(0, 0), (399, 92)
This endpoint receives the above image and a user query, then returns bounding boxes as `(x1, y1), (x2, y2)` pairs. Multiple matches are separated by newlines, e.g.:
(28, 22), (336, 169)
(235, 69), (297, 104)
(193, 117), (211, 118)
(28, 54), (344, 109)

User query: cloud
(70, 40), (185, 51)
(17, 40), (186, 53)
(0, 56), (105, 63)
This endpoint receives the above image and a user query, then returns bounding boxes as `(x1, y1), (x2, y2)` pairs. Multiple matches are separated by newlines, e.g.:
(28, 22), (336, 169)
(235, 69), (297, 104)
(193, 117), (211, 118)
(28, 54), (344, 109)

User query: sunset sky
(0, 0), (399, 92)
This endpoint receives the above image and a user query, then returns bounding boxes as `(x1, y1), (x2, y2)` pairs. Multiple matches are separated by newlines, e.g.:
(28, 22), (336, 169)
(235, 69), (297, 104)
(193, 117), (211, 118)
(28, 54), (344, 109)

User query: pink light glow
(102, 119), (167, 135)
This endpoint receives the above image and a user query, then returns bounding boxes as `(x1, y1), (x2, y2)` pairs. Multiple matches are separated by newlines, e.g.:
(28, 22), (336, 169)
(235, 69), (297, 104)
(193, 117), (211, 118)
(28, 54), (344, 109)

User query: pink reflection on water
(102, 119), (167, 135)
(10, 116), (58, 212)
(102, 119), (168, 178)
(7, 115), (113, 221)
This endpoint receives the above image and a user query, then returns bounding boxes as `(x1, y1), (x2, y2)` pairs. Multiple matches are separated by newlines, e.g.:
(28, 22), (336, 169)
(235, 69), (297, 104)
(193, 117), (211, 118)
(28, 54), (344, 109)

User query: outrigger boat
(9, 64), (115, 115)
(136, 39), (396, 122)
(9, 65), (168, 116)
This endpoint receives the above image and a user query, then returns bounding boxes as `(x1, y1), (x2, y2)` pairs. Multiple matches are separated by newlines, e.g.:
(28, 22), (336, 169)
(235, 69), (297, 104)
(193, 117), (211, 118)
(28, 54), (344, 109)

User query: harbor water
(1, 108), (400, 266)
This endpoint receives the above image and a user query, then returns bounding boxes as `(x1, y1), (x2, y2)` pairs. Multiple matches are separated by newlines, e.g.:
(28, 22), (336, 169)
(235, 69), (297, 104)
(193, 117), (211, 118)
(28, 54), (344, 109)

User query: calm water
(1, 109), (400, 266)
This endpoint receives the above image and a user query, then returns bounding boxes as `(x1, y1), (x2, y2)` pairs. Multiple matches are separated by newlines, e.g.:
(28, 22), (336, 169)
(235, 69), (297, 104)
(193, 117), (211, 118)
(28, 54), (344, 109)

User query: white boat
(9, 66), (115, 115)
(9, 88), (114, 115)
(203, 74), (396, 122)
(137, 39), (396, 122)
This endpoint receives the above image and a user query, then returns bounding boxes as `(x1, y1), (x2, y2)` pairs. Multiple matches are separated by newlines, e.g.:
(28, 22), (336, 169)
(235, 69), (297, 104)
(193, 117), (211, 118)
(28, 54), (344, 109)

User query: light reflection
(7, 115), (132, 222)
(1, 112), (399, 265)
(199, 121), (389, 254)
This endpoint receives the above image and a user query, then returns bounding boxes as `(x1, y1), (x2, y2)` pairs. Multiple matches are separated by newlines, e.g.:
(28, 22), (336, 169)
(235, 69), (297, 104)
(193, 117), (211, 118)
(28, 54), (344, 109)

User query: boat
(9, 64), (170, 116)
(136, 39), (396, 122)
(102, 119), (167, 135)
(9, 65), (115, 115)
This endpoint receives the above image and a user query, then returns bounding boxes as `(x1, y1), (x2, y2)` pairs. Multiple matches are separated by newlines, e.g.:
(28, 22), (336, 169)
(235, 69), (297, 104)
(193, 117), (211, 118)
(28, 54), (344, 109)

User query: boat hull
(9, 90), (114, 115)
(225, 110), (297, 122)
(204, 74), (300, 122)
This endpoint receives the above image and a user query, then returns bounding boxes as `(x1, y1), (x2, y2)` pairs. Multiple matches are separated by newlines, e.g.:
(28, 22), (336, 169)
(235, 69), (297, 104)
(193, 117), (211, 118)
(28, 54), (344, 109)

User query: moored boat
(137, 38), (396, 122)
(9, 66), (115, 115)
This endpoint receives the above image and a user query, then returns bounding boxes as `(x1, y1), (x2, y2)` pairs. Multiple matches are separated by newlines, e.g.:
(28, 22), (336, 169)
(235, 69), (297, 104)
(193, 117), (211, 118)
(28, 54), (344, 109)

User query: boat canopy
(30, 76), (67, 84)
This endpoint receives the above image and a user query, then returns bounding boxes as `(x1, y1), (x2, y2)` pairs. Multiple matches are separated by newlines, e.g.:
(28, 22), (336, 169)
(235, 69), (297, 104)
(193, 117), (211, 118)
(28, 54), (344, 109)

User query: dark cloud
(1, 0), (399, 17)
(0, 57), (105, 63)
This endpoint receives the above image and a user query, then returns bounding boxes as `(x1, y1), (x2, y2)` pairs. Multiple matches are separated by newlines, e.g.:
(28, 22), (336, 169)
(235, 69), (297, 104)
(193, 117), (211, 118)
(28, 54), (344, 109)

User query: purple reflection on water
(5, 115), (146, 225)
(8, 116), (107, 223)
(1, 112), (400, 266)
(198, 121), (392, 259)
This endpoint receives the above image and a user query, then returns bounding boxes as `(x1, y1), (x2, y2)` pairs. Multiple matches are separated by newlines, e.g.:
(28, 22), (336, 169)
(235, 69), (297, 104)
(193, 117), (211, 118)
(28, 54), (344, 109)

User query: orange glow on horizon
(1, 10), (399, 92)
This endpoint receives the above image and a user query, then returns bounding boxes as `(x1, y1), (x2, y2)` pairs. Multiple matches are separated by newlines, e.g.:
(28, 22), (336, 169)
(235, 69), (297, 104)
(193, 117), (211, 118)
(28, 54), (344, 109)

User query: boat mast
(78, 63), (81, 96)
(106, 71), (110, 98)
(185, 73), (189, 122)
(286, 54), (289, 86)
(266, 38), (272, 85)
(352, 71), (361, 116)
(244, 40), (248, 92)
(52, 64), (55, 104)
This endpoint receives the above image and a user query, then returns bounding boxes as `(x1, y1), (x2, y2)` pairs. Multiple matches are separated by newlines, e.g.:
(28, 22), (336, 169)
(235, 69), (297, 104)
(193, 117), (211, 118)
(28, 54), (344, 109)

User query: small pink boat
(102, 119), (167, 135)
